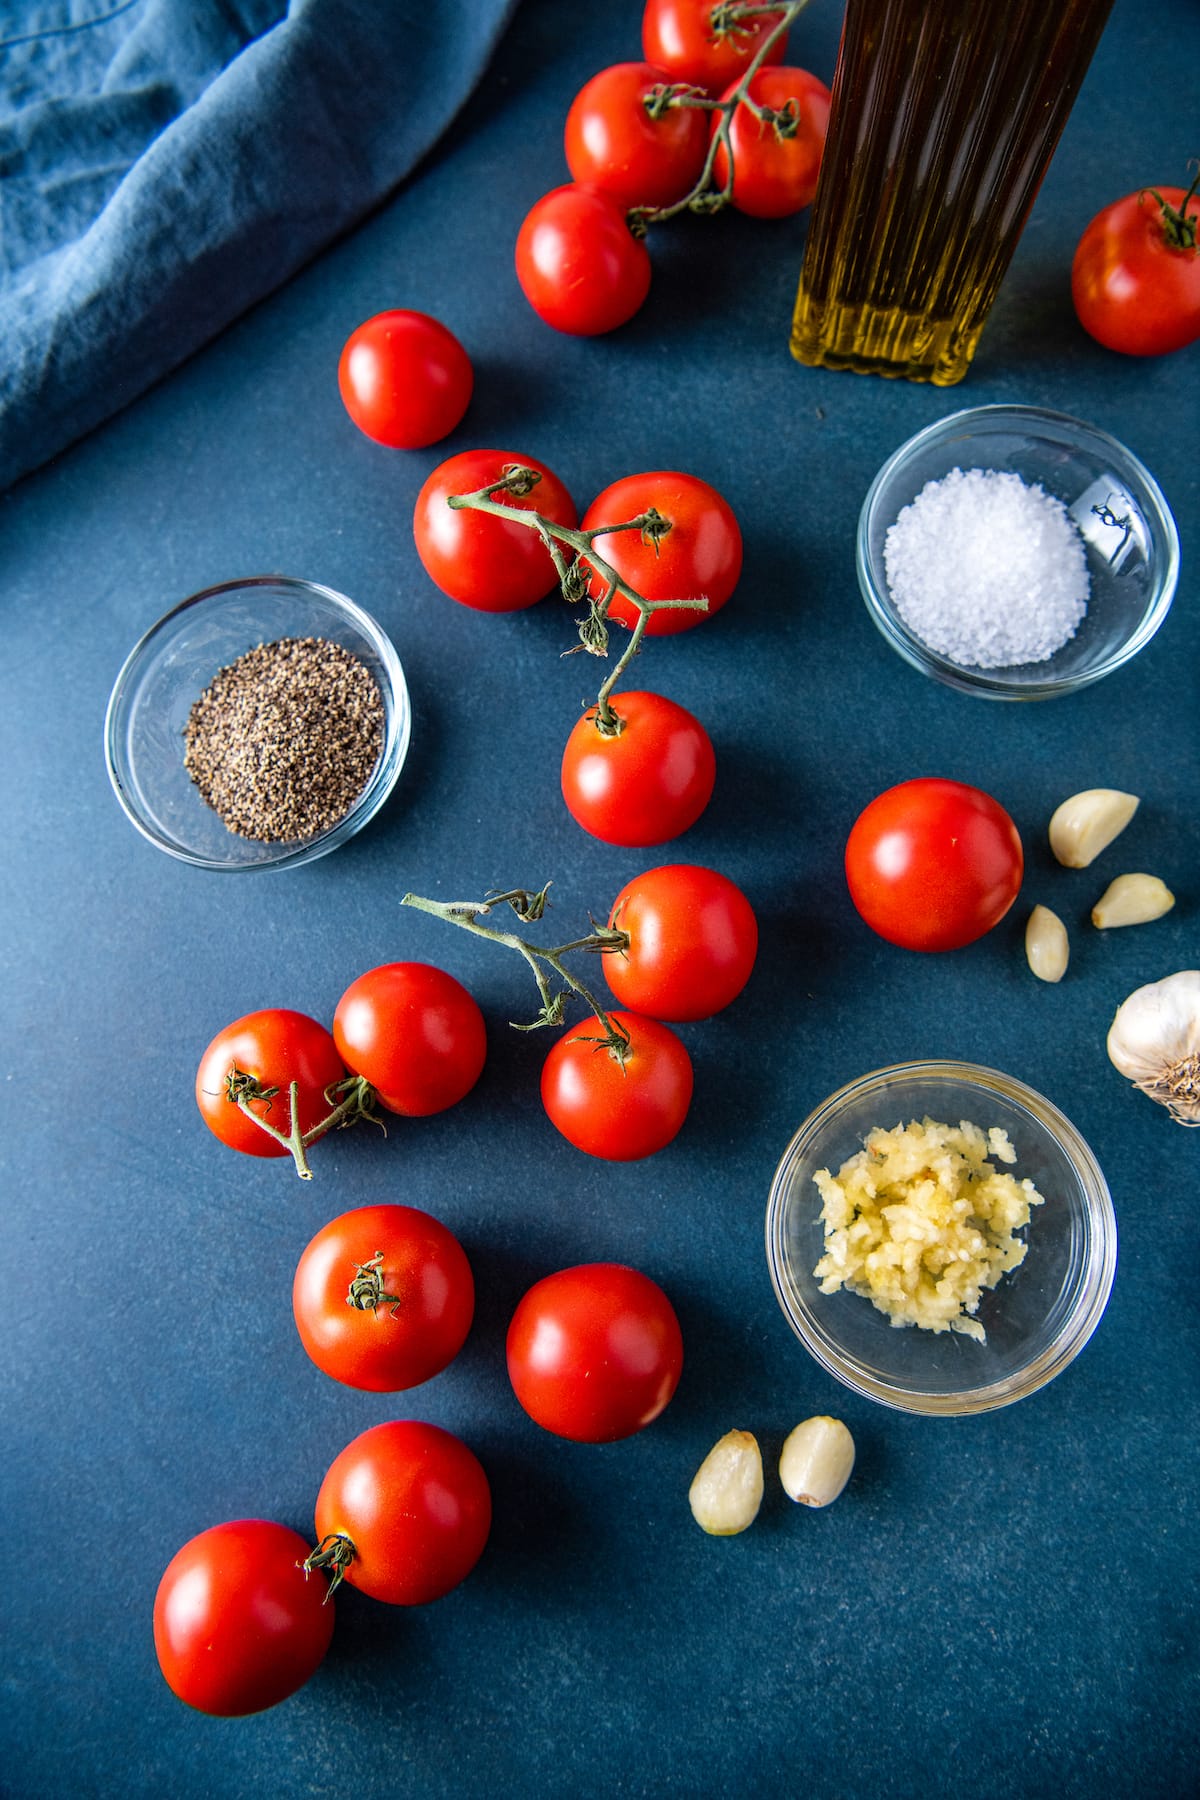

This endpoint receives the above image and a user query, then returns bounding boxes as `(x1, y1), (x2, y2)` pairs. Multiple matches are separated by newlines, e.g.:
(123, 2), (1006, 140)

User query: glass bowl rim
(856, 402), (1180, 701)
(103, 573), (410, 872)
(765, 1057), (1119, 1416)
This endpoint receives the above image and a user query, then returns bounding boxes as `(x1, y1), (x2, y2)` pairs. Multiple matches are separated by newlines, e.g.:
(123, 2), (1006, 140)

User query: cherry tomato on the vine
(414, 448), (577, 612)
(293, 1204), (475, 1393)
(313, 1421), (491, 1605)
(333, 961), (486, 1116)
(516, 183), (652, 336)
(712, 66), (830, 219)
(561, 690), (716, 847)
(507, 1262), (684, 1442)
(1071, 181), (1200, 357)
(540, 1008), (693, 1161)
(564, 61), (709, 211)
(604, 864), (757, 1022)
(337, 309), (473, 449)
(153, 1519), (334, 1717)
(582, 470), (742, 637)
(844, 778), (1024, 953)
(195, 1008), (346, 1160)
(642, 0), (789, 94)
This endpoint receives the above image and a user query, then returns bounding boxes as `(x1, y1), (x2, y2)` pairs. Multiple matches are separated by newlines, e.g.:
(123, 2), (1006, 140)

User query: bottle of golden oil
(790, 0), (1114, 385)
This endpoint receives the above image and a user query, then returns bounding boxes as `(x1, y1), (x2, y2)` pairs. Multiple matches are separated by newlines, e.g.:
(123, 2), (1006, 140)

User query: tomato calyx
(345, 1252), (403, 1317)
(445, 465), (702, 726)
(221, 1067), (380, 1180)
(1143, 164), (1200, 253)
(302, 1532), (357, 1600)
(403, 885), (632, 1061)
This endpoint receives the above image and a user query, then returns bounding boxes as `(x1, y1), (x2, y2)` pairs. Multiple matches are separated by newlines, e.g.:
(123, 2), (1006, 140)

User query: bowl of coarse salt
(856, 405), (1179, 699)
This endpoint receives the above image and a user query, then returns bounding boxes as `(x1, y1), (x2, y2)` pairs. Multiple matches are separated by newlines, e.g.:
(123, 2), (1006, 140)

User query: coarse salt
(883, 466), (1089, 669)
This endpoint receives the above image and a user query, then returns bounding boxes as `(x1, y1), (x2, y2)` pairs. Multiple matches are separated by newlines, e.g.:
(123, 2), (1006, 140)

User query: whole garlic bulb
(1107, 971), (1200, 1125)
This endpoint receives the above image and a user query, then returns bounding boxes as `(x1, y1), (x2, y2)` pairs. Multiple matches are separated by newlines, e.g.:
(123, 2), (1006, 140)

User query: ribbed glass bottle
(790, 0), (1114, 385)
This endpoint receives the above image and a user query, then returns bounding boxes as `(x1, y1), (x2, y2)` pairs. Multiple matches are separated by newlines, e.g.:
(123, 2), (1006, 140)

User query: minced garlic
(812, 1118), (1043, 1341)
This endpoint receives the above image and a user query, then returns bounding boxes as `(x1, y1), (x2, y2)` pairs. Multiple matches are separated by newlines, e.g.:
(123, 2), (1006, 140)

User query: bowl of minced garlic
(766, 1062), (1117, 1415)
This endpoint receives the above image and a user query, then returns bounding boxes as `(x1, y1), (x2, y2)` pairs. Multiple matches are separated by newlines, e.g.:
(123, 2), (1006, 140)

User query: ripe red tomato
(540, 1008), (693, 1160)
(195, 1008), (346, 1160)
(312, 1421), (491, 1605)
(337, 309), (473, 448)
(333, 961), (486, 1116)
(515, 184), (652, 336)
(293, 1204), (474, 1392)
(564, 61), (709, 210)
(712, 66), (830, 218)
(153, 1519), (334, 1716)
(581, 470), (742, 637)
(507, 1262), (684, 1442)
(642, 0), (788, 94)
(561, 690), (716, 847)
(604, 864), (757, 1021)
(1071, 182), (1200, 356)
(844, 778), (1024, 952)
(413, 448), (577, 612)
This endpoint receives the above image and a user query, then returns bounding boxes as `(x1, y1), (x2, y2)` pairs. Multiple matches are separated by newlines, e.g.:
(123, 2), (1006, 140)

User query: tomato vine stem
(630, 0), (812, 230)
(224, 1069), (378, 1180)
(401, 887), (633, 1063)
(447, 469), (708, 730)
(303, 1532), (357, 1599)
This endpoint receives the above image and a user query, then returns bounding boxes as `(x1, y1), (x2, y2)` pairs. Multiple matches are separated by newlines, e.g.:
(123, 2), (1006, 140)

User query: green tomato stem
(227, 1071), (377, 1180)
(402, 888), (631, 1062)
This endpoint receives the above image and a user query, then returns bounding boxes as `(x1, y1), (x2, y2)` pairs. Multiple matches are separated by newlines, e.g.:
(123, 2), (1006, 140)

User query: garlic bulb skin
(1107, 971), (1200, 1125)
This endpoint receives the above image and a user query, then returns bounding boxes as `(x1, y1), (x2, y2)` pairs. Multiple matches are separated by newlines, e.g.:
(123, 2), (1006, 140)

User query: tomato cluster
(195, 961), (487, 1179)
(516, 1), (830, 335)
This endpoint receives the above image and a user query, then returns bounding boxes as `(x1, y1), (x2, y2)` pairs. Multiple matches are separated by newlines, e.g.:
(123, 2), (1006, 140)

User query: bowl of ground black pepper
(105, 576), (410, 869)
(856, 405), (1179, 699)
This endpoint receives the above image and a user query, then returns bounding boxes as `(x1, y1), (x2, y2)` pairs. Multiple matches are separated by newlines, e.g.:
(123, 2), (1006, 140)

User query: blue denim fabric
(0, 0), (518, 489)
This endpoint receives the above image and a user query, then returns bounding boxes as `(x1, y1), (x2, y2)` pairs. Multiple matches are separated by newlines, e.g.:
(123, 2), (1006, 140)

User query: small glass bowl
(857, 404), (1179, 699)
(105, 576), (410, 871)
(766, 1061), (1117, 1415)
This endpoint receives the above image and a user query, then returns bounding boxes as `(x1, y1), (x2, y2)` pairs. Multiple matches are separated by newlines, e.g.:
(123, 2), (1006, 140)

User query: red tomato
(642, 0), (788, 94)
(293, 1204), (474, 1392)
(333, 962), (486, 1117)
(1071, 182), (1200, 356)
(564, 61), (709, 210)
(604, 864), (757, 1021)
(195, 1008), (346, 1160)
(337, 309), (473, 448)
(581, 470), (742, 637)
(515, 184), (652, 336)
(312, 1421), (491, 1605)
(413, 448), (577, 613)
(153, 1519), (334, 1717)
(507, 1262), (684, 1442)
(540, 1008), (693, 1161)
(561, 690), (716, 847)
(844, 778), (1024, 952)
(712, 66), (830, 218)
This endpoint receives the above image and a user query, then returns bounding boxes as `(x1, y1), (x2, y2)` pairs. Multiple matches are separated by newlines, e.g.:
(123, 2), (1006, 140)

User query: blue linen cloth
(0, 0), (519, 492)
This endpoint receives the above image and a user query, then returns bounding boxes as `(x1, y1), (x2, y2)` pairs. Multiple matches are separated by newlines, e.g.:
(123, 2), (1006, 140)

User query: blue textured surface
(2, 0), (1198, 1795)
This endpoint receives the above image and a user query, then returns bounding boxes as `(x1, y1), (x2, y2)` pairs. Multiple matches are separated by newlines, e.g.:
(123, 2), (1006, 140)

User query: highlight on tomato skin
(843, 777), (1024, 953)
(153, 1519), (335, 1718)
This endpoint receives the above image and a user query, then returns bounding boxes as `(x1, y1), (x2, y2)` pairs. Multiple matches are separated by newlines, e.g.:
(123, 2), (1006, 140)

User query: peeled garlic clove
(1048, 789), (1139, 868)
(688, 1430), (764, 1535)
(779, 1416), (855, 1509)
(1107, 970), (1200, 1125)
(1025, 905), (1069, 982)
(1091, 873), (1175, 929)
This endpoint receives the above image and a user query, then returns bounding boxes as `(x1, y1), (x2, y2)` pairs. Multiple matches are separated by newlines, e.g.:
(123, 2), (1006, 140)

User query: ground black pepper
(183, 636), (385, 842)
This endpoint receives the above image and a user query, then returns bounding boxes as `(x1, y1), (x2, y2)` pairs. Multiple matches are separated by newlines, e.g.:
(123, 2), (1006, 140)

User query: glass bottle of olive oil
(790, 0), (1114, 385)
